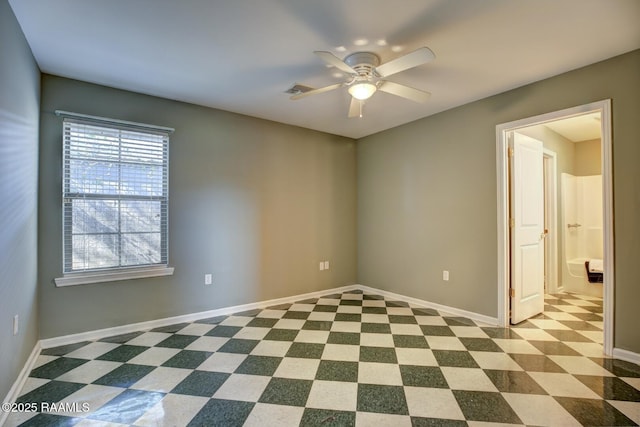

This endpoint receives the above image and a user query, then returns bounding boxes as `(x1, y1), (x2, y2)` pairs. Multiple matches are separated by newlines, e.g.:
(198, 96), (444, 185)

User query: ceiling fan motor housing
(344, 52), (380, 78)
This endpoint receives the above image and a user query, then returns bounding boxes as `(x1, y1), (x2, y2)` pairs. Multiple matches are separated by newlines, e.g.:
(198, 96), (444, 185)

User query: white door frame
(496, 99), (613, 355)
(543, 149), (559, 294)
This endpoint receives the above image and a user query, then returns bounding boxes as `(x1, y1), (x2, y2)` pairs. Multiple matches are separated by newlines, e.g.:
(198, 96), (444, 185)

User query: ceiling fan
(289, 47), (435, 118)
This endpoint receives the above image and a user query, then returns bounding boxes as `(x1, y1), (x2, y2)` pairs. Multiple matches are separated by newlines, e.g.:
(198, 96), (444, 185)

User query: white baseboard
(612, 347), (640, 365)
(40, 283), (501, 350)
(40, 284), (360, 349)
(1, 342), (41, 426)
(357, 284), (500, 326)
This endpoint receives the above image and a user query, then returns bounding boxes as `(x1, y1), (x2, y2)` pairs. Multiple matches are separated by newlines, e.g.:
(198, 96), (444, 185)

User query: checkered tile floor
(5, 291), (640, 426)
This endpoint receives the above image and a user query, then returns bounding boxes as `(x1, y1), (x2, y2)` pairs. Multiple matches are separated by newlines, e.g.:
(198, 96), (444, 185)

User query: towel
(589, 259), (604, 273)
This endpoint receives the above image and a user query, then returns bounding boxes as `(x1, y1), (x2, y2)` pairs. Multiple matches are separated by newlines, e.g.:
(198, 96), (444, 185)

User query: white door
(510, 132), (545, 324)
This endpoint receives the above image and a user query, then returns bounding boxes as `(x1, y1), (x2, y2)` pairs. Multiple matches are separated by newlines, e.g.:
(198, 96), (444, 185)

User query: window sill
(54, 266), (174, 287)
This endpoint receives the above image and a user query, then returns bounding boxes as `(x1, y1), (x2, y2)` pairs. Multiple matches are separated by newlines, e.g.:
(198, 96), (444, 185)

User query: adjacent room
(2, 0), (640, 425)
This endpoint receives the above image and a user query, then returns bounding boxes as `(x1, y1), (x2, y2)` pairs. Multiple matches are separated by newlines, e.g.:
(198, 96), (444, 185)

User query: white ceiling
(544, 113), (602, 142)
(9, 0), (640, 139)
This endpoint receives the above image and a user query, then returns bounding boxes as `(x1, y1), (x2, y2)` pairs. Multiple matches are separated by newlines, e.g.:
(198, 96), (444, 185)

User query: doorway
(496, 100), (613, 356)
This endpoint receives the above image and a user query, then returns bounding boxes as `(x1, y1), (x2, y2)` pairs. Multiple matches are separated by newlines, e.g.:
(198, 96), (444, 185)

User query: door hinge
(509, 218), (515, 228)
(509, 288), (515, 298)
(508, 146), (514, 157)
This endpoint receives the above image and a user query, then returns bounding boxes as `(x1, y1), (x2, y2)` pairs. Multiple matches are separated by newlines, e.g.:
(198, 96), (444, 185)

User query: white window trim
(55, 266), (174, 287)
(55, 110), (175, 286)
(55, 110), (175, 133)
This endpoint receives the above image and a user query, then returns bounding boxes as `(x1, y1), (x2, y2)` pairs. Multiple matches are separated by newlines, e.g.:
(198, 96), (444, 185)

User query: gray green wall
(575, 139), (602, 176)
(0, 0), (40, 400)
(357, 49), (640, 354)
(519, 125), (575, 177)
(38, 75), (357, 338)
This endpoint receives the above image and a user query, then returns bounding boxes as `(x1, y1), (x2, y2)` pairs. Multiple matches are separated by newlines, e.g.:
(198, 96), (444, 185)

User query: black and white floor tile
(4, 291), (640, 426)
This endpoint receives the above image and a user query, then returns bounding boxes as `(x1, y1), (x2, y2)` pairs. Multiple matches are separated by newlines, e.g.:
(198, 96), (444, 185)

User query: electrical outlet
(319, 262), (325, 271)
(204, 274), (212, 285)
(443, 270), (450, 281)
(324, 261), (329, 270)
(13, 315), (18, 336)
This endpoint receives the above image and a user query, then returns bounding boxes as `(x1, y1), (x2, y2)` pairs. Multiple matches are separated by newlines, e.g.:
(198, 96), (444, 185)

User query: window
(56, 112), (173, 285)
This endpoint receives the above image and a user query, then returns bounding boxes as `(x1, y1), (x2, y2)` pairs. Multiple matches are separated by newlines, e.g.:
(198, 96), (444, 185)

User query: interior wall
(357, 49), (640, 354)
(518, 126), (575, 174)
(39, 75), (357, 339)
(0, 0), (40, 400)
(575, 138), (602, 176)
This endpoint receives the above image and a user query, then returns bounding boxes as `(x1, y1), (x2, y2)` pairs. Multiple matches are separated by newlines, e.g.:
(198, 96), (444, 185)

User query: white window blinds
(61, 114), (170, 273)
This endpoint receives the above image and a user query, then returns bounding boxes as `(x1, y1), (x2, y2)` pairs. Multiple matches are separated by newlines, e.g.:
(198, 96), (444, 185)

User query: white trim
(54, 266), (174, 287)
(496, 122), (510, 328)
(40, 284), (360, 348)
(600, 100), (614, 356)
(496, 100), (614, 356)
(1, 342), (42, 426)
(358, 285), (500, 326)
(543, 149), (559, 293)
(39, 283), (502, 349)
(612, 347), (640, 365)
(54, 110), (174, 133)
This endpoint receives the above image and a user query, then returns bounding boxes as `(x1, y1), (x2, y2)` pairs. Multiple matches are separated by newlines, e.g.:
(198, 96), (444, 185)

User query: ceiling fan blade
(290, 83), (343, 100)
(348, 97), (361, 118)
(378, 81), (431, 103)
(314, 51), (357, 74)
(375, 47), (435, 77)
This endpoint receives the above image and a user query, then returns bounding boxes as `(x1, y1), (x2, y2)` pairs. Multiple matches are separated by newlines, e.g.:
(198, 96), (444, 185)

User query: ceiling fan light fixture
(348, 82), (377, 100)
